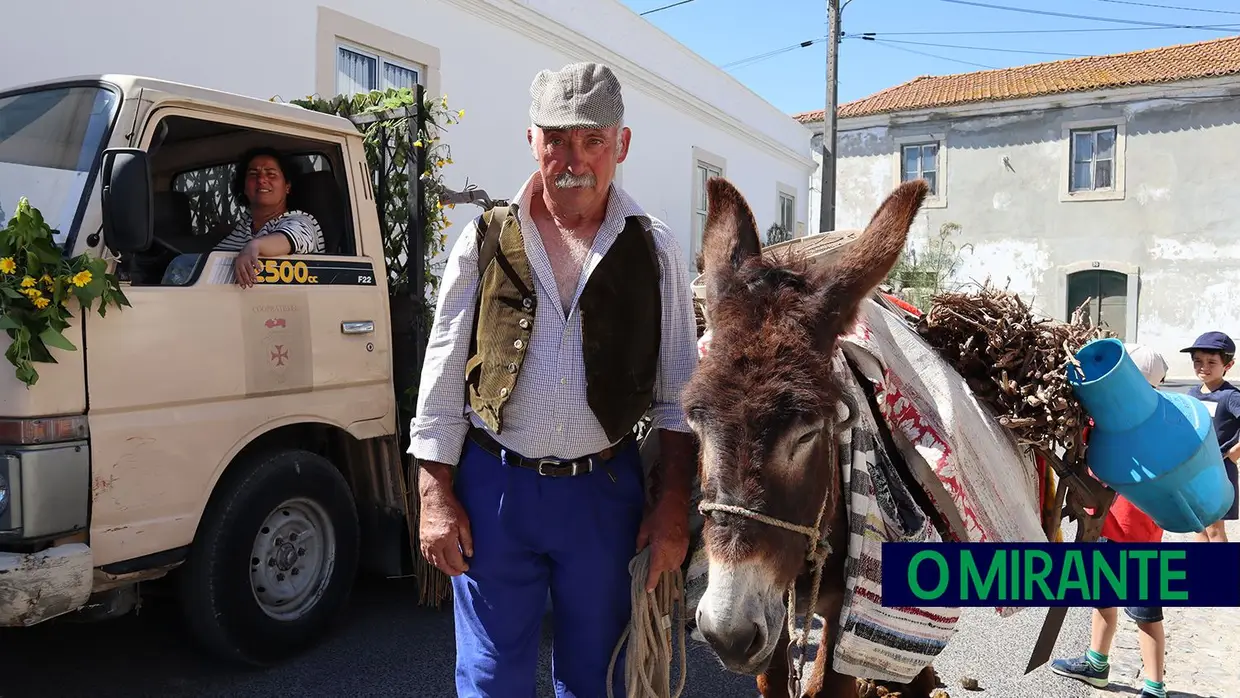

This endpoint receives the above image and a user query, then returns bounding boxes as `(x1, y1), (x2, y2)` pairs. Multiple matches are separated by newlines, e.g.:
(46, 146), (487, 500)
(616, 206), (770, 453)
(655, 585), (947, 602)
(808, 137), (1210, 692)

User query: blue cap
(1181, 331), (1236, 354)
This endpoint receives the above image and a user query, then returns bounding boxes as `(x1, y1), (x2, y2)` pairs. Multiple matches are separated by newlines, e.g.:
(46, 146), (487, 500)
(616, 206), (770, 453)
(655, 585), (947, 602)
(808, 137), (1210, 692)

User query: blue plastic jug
(1067, 337), (1235, 533)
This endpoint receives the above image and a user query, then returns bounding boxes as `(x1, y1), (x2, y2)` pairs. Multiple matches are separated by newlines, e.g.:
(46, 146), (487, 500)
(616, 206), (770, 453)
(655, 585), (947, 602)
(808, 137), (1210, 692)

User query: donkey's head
(683, 177), (928, 674)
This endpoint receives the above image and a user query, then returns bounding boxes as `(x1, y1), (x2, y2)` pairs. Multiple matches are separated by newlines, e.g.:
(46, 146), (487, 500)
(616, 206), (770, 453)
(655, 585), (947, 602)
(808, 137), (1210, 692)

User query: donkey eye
(796, 431), (817, 446)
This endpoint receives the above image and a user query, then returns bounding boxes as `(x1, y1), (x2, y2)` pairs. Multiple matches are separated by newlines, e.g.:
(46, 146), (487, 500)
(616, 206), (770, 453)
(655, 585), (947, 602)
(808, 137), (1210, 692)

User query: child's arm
(1225, 392), (1240, 464)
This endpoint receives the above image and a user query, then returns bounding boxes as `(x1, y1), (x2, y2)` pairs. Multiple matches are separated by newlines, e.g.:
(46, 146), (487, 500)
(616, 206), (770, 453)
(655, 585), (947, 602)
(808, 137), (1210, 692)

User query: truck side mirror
(100, 148), (153, 253)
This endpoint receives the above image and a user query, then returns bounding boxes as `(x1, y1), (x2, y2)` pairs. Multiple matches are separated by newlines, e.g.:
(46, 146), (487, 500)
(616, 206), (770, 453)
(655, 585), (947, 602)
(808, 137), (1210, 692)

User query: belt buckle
(536, 457), (593, 477)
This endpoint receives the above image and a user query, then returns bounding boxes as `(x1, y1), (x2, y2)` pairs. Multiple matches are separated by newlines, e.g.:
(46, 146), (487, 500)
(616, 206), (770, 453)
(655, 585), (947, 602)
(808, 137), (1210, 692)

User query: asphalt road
(0, 554), (1097, 698)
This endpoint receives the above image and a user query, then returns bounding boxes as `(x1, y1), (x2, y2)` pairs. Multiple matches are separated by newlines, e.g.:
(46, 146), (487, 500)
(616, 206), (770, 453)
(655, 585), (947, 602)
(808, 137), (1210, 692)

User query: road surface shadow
(0, 572), (760, 698)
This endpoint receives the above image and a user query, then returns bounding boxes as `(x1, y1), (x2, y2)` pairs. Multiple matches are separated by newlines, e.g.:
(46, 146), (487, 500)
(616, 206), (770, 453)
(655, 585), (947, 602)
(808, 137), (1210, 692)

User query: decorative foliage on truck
(0, 197), (129, 387)
(289, 87), (463, 324)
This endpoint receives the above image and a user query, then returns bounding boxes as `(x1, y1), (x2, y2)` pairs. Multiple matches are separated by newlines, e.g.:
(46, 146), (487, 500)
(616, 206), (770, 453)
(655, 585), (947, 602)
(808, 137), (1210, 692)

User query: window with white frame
(336, 43), (422, 94)
(1069, 126), (1117, 192)
(900, 142), (938, 195)
(778, 190), (796, 233)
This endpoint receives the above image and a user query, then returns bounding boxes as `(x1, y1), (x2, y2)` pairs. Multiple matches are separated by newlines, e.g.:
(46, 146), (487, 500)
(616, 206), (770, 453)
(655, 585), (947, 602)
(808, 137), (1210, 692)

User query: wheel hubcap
(249, 497), (336, 621)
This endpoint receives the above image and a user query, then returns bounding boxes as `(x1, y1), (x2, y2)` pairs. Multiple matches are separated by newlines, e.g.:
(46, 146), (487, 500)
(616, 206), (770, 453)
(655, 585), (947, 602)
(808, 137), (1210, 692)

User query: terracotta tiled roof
(792, 34), (1240, 123)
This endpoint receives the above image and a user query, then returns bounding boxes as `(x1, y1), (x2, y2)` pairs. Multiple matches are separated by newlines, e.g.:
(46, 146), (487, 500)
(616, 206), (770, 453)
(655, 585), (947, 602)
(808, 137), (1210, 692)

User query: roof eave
(795, 73), (1240, 131)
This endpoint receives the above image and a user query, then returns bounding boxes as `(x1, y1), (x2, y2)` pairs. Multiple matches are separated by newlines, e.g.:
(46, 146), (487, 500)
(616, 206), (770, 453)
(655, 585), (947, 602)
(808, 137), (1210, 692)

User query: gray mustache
(555, 171), (596, 189)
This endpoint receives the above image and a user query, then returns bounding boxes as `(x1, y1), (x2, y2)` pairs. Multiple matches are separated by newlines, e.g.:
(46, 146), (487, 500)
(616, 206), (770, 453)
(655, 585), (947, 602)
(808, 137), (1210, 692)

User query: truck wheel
(179, 448), (359, 666)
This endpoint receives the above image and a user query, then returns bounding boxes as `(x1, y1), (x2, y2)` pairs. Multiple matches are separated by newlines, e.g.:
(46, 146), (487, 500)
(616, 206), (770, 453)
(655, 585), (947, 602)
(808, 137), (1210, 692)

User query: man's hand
(636, 494), (690, 593)
(418, 461), (474, 577)
(234, 240), (262, 288)
(635, 429), (696, 592)
(1226, 441), (1240, 465)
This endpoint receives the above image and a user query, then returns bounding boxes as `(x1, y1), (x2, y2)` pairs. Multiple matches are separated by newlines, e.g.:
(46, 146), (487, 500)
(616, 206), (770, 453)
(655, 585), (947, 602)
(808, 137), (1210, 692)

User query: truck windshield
(0, 85), (119, 248)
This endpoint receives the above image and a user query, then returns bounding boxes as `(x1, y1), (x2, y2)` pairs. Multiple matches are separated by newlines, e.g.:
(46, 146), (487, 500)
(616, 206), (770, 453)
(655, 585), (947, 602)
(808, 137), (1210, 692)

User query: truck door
(82, 107), (393, 570)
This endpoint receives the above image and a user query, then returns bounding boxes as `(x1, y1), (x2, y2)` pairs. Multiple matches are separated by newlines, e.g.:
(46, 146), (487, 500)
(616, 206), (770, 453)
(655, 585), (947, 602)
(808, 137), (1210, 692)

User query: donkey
(681, 176), (941, 698)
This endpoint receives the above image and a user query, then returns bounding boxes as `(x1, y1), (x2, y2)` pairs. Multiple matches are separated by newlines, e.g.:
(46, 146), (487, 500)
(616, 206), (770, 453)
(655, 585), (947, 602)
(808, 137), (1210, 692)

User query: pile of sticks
(912, 282), (1114, 465)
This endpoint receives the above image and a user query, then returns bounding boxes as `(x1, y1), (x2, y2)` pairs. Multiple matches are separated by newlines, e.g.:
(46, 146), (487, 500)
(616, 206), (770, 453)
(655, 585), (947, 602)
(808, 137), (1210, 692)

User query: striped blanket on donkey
(672, 297), (1048, 683)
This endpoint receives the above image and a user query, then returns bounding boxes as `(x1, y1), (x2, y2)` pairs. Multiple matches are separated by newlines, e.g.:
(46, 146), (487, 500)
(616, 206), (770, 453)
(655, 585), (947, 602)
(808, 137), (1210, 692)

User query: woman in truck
(214, 146), (325, 287)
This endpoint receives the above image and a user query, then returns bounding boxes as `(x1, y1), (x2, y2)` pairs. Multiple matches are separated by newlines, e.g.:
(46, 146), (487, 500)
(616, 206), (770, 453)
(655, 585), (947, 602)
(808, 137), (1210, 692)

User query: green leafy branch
(0, 198), (130, 387)
(886, 221), (971, 313)
(289, 87), (462, 319)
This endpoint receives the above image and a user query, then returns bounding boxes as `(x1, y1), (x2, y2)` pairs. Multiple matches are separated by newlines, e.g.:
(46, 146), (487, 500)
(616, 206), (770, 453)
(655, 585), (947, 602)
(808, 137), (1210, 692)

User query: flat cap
(529, 62), (625, 130)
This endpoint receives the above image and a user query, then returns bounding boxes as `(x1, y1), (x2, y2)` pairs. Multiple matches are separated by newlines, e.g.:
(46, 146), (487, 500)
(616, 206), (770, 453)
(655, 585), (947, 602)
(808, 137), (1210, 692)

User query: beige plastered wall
(314, 6), (443, 100)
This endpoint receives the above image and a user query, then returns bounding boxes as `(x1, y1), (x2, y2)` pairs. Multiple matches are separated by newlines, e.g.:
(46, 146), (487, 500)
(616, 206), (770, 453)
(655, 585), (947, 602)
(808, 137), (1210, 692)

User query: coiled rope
(606, 546), (688, 698)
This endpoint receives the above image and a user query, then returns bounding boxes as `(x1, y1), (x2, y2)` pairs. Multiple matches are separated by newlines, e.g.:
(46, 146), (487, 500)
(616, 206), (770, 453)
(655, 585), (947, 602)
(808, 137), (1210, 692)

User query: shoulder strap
(476, 205), (512, 277)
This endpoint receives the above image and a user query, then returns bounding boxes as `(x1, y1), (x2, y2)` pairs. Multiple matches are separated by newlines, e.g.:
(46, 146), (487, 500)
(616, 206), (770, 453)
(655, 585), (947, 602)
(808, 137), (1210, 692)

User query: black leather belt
(466, 427), (633, 477)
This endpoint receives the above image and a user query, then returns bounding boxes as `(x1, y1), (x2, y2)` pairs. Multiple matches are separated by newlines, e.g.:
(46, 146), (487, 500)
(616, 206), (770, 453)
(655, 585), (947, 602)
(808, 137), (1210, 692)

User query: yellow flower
(446, 158), (454, 165)
(457, 109), (465, 118)
(22, 288), (41, 299)
(0, 258), (15, 274)
(40, 274), (52, 287)
(32, 296), (49, 310)
(413, 139), (424, 148)
(441, 95), (448, 107)
(20, 276), (35, 288)
(70, 270), (92, 287)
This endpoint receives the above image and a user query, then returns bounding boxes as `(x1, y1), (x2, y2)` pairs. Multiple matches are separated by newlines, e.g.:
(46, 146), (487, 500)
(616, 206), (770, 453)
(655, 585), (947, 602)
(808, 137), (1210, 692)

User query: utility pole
(818, 0), (841, 233)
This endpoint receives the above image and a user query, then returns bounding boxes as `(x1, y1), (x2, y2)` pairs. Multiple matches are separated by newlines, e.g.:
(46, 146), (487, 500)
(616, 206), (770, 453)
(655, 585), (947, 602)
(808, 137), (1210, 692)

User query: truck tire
(179, 448), (360, 666)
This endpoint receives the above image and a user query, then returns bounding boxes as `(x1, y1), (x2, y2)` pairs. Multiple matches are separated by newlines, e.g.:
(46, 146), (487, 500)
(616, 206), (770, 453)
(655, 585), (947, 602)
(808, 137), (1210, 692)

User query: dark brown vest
(464, 204), (662, 446)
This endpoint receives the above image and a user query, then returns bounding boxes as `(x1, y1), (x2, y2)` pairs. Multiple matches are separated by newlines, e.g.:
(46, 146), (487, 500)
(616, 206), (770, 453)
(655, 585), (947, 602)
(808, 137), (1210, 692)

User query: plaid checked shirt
(409, 173), (699, 465)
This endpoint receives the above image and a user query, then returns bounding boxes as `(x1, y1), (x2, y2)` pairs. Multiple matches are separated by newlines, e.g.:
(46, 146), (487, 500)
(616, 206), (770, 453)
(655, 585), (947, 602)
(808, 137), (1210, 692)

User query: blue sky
(620, 0), (1240, 116)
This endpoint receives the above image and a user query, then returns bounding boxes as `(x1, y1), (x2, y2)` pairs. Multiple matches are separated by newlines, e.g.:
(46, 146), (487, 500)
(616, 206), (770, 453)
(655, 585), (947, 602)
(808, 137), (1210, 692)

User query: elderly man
(409, 62), (699, 697)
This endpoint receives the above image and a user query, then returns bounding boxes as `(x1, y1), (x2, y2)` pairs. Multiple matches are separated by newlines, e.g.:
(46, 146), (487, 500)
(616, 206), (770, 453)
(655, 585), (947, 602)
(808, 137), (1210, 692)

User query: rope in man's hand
(606, 546), (688, 698)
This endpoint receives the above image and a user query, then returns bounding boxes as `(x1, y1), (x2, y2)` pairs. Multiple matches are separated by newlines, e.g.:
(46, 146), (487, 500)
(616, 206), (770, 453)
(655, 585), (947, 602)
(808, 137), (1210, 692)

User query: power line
(1090, 0), (1240, 15)
(638, 0), (696, 15)
(722, 32), (1103, 72)
(722, 39), (823, 69)
(863, 37), (1091, 57)
(864, 38), (1000, 69)
(938, 0), (1240, 32)
(854, 22), (1240, 36)
(721, 19), (1240, 71)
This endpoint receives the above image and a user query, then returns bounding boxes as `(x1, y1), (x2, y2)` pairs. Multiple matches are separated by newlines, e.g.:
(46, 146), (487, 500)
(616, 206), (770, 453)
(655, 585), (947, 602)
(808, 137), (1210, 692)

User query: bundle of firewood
(912, 282), (1114, 463)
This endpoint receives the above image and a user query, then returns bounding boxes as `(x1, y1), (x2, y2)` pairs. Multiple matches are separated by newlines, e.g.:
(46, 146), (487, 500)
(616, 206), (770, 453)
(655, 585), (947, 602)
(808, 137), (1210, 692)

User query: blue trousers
(451, 437), (646, 698)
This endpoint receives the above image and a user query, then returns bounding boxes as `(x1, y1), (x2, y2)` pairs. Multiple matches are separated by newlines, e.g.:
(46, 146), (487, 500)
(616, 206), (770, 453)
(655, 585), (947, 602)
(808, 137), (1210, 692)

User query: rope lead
(606, 546), (688, 698)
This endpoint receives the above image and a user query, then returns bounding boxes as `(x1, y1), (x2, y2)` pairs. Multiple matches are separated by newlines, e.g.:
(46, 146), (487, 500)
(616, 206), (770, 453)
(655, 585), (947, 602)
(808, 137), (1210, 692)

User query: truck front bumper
(0, 543), (92, 626)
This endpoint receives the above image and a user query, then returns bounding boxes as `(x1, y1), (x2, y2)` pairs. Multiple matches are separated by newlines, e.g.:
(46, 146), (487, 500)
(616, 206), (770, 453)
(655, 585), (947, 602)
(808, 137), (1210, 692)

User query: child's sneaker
(1050, 655), (1110, 688)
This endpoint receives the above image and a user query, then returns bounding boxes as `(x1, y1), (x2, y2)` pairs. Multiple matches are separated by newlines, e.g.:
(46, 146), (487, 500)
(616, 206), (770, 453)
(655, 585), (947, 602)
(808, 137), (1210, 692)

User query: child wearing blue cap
(1183, 330), (1240, 543)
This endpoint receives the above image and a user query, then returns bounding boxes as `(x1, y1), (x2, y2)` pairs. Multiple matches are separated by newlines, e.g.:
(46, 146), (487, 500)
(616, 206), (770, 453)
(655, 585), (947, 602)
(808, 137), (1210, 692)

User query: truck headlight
(0, 470), (8, 517)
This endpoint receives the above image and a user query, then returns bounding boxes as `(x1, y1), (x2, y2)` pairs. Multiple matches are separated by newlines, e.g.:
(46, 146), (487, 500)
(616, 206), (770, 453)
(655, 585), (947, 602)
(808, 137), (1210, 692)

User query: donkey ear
(701, 177), (762, 284)
(812, 178), (929, 346)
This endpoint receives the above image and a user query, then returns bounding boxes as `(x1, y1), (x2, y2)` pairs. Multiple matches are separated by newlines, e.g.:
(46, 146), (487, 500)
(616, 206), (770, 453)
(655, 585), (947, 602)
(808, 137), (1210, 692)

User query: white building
(0, 0), (813, 272)
(794, 37), (1240, 381)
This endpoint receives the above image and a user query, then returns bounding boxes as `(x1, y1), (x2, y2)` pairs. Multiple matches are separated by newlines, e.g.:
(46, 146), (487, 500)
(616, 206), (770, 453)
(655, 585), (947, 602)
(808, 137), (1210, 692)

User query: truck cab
(0, 74), (413, 665)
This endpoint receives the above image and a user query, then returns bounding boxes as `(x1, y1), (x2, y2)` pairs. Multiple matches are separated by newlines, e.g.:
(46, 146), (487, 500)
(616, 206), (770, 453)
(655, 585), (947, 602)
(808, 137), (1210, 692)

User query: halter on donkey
(681, 177), (949, 698)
